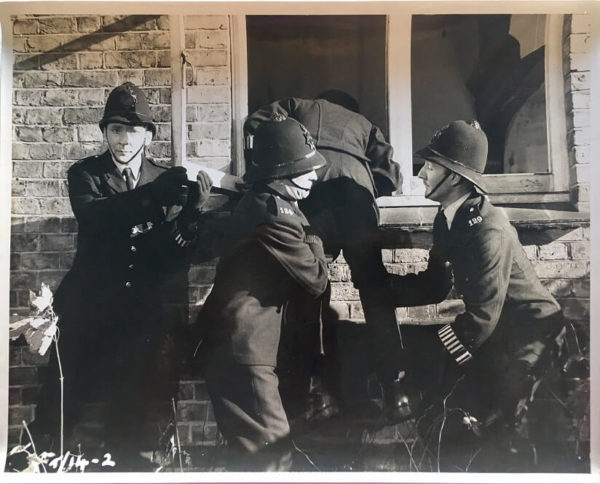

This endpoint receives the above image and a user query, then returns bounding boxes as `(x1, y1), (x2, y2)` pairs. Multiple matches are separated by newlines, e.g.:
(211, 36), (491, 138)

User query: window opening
(411, 14), (549, 176)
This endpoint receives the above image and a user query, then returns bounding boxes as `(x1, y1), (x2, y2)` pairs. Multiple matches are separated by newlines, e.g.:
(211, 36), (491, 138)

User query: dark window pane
(246, 15), (387, 138)
(411, 14), (549, 175)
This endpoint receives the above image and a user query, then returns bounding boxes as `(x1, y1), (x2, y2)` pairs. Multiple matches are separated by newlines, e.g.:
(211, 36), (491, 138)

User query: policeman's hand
(305, 233), (326, 260)
(195, 170), (213, 210)
(183, 170), (213, 213)
(150, 166), (188, 206)
(441, 261), (454, 296)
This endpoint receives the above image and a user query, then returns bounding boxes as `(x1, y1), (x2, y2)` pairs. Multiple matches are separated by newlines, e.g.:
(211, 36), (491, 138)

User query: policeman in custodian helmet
(31, 82), (213, 471)
(394, 120), (567, 470)
(193, 115), (329, 471)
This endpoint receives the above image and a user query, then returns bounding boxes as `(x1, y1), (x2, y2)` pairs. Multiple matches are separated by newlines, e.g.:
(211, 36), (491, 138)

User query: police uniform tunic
(402, 192), (565, 430)
(244, 98), (401, 284)
(34, 151), (199, 462)
(196, 183), (328, 466)
(244, 98), (419, 397)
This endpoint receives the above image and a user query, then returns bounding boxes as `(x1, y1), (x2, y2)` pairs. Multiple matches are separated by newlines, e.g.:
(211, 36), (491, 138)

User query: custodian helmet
(246, 114), (326, 183)
(414, 120), (488, 192)
(99, 82), (156, 135)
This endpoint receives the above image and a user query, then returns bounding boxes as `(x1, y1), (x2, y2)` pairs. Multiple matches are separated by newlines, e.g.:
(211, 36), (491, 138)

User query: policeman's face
(104, 123), (152, 164)
(280, 169), (318, 200)
(418, 161), (453, 202)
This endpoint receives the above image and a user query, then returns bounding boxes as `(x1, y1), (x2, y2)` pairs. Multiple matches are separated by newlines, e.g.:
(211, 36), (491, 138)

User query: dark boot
(381, 371), (421, 424)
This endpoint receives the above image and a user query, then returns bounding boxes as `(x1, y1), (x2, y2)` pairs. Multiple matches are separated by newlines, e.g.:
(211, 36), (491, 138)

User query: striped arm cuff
(438, 324), (473, 365)
(170, 221), (197, 248)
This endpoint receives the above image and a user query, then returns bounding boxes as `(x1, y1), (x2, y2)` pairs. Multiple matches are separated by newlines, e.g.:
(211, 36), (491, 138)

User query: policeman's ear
(143, 128), (153, 147)
(449, 172), (463, 187)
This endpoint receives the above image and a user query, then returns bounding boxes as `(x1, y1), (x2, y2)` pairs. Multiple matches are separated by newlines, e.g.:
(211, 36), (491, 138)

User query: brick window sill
(379, 204), (590, 232)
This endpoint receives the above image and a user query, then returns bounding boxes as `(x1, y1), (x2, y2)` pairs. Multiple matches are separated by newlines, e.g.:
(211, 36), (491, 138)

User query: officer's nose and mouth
(278, 169), (319, 201)
(291, 169), (318, 191)
(417, 163), (429, 190)
(287, 169), (318, 199)
(106, 123), (151, 164)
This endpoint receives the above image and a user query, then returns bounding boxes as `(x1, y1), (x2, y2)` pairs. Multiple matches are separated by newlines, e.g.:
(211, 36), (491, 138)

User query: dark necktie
(434, 209), (450, 243)
(123, 167), (135, 191)
(440, 210), (448, 229)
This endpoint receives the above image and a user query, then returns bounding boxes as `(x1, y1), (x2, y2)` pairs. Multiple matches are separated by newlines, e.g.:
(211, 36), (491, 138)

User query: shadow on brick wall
(13, 16), (162, 72)
(7, 210), (230, 458)
(8, 212), (591, 472)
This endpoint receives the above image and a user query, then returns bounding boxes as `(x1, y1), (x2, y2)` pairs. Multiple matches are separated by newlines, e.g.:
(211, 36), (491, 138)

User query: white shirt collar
(112, 156), (142, 183)
(442, 192), (471, 229)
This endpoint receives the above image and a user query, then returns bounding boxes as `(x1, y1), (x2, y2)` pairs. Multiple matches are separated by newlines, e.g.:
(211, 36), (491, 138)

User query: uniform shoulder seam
(147, 158), (170, 170)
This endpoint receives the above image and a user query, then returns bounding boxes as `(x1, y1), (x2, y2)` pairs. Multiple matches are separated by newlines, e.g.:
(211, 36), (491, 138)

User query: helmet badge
(270, 112), (287, 122)
(300, 124), (316, 151)
(124, 83), (137, 107)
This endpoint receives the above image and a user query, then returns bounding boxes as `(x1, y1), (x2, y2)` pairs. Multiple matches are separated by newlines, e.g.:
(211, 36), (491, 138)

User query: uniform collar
(441, 192), (471, 230)
(263, 180), (298, 203)
(112, 155), (142, 182)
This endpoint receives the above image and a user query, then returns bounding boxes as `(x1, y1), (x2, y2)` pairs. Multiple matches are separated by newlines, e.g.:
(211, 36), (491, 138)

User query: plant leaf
(9, 317), (35, 341)
(8, 443), (31, 456)
(29, 316), (48, 329)
(30, 283), (54, 313)
(23, 316), (58, 356)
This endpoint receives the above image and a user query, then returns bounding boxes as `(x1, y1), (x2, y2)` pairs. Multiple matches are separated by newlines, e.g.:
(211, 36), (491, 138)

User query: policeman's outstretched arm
(438, 227), (513, 365)
(162, 169), (214, 249)
(68, 164), (188, 233)
(176, 170), (213, 225)
(386, 247), (453, 307)
(149, 166), (189, 206)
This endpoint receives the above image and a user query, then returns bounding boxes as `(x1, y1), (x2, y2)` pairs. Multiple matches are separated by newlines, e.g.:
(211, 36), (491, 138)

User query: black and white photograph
(0, 0), (597, 479)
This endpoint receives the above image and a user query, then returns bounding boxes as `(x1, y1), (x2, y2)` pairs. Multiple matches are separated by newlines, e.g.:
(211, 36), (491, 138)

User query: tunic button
(128, 264), (134, 269)
(125, 281), (132, 288)
(130, 245), (137, 253)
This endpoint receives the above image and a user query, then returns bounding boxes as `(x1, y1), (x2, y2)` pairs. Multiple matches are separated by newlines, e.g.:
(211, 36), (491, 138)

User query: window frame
(235, 11), (571, 207)
(383, 12), (569, 207)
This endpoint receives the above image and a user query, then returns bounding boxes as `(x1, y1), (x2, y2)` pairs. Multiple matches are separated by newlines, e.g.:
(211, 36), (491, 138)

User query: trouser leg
(348, 247), (419, 422)
(29, 341), (80, 451)
(358, 284), (403, 383)
(103, 326), (176, 471)
(304, 179), (409, 417)
(103, 347), (155, 470)
(205, 364), (292, 471)
(30, 321), (93, 452)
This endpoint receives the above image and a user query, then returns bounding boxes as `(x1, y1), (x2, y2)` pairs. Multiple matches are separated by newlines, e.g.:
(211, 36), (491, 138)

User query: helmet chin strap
(426, 171), (451, 201)
(107, 139), (146, 166)
(289, 177), (312, 192)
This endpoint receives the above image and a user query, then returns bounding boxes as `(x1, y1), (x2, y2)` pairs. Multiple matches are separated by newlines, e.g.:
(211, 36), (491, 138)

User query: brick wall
(564, 14), (591, 212)
(11, 14), (173, 309)
(8, 13), (590, 472)
(8, 13), (232, 451)
(184, 15), (232, 172)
